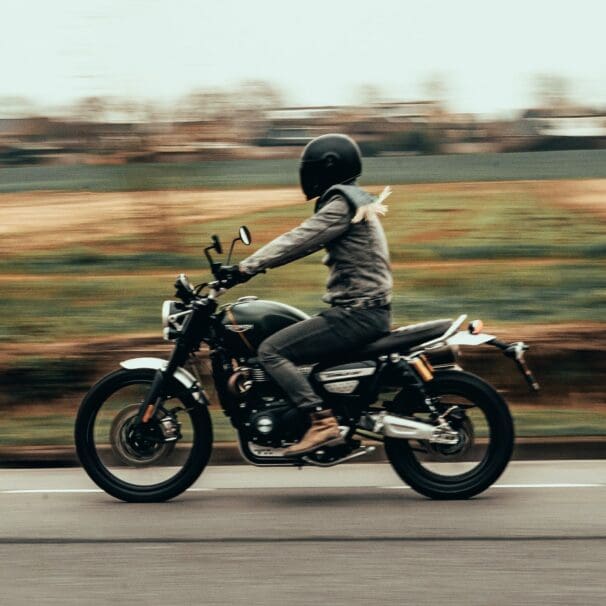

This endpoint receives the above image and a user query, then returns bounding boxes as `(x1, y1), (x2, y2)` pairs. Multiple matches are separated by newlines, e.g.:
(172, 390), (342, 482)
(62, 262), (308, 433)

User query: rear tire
(385, 370), (514, 500)
(75, 368), (213, 502)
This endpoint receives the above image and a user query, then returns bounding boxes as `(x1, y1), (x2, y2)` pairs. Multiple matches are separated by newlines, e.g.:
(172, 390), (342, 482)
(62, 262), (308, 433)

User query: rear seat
(354, 319), (453, 359)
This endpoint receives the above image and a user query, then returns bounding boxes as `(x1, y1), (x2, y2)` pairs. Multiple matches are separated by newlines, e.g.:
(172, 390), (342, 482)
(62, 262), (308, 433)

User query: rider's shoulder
(315, 185), (373, 214)
(314, 193), (350, 215)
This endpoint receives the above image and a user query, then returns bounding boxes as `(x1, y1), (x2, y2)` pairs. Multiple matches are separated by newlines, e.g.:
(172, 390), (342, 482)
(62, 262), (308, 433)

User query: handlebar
(174, 229), (256, 302)
(206, 280), (225, 299)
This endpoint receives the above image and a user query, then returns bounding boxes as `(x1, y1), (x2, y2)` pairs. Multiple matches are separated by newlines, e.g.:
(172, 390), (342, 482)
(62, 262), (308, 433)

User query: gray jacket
(239, 185), (392, 306)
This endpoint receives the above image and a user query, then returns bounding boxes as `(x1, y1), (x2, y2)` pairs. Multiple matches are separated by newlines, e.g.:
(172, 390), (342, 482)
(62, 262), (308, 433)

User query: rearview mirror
(239, 226), (252, 246)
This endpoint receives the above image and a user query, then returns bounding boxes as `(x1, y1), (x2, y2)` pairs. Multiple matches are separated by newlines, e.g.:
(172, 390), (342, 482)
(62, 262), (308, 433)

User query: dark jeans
(257, 305), (391, 411)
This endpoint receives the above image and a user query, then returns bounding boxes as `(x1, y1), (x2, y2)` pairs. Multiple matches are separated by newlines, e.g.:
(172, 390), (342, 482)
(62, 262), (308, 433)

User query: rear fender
(120, 357), (209, 404)
(445, 331), (496, 346)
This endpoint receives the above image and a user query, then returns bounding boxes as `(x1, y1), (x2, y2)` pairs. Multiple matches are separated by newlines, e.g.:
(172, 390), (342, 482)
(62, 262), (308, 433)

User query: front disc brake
(109, 404), (176, 467)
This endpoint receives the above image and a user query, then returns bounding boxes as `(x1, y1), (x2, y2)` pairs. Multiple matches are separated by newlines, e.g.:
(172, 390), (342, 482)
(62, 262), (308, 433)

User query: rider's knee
(257, 338), (280, 366)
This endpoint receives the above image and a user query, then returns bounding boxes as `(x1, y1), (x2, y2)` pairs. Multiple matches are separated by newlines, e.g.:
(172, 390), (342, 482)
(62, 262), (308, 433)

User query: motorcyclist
(221, 133), (393, 456)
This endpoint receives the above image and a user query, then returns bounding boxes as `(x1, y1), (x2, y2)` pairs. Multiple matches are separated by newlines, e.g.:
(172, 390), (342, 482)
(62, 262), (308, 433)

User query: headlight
(161, 300), (190, 341)
(161, 300), (179, 329)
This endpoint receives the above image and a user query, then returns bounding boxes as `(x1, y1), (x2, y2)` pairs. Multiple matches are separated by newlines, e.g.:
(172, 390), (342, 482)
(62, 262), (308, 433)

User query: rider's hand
(217, 265), (253, 288)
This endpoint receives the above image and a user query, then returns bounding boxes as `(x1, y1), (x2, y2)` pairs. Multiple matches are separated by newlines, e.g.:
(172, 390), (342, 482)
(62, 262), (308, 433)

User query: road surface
(0, 461), (604, 605)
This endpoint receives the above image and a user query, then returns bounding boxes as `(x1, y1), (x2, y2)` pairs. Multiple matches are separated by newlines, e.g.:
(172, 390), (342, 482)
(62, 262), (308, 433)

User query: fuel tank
(217, 297), (310, 357)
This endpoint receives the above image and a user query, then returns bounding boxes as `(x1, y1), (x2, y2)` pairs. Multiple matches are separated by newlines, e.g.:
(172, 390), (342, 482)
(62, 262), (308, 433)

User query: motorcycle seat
(353, 319), (453, 359)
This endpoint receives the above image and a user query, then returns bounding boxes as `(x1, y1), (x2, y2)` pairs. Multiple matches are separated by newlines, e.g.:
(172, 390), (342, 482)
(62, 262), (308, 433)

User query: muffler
(360, 412), (459, 445)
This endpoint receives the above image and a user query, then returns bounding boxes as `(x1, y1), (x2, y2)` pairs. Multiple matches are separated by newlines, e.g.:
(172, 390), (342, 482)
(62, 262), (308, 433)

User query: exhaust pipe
(361, 412), (459, 445)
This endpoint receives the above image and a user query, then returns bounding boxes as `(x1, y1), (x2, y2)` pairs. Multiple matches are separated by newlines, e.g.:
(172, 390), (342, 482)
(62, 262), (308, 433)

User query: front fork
(137, 342), (190, 424)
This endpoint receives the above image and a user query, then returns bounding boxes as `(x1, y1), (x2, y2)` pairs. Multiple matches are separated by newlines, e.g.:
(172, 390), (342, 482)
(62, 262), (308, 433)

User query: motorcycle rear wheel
(75, 368), (213, 502)
(385, 370), (514, 500)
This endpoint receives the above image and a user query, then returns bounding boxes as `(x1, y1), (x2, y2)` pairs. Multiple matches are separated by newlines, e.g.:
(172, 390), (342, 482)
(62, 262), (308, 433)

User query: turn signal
(468, 320), (484, 334)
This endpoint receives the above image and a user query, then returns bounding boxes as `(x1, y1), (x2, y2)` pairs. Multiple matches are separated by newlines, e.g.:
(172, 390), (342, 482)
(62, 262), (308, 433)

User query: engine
(224, 357), (378, 447)
(244, 402), (310, 448)
(223, 363), (312, 447)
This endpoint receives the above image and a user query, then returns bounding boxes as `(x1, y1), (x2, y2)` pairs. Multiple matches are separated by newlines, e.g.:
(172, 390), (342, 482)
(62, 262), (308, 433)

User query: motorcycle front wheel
(385, 370), (514, 500)
(75, 368), (213, 502)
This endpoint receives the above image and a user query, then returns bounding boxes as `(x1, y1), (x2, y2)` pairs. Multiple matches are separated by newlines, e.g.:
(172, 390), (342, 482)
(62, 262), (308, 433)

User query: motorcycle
(75, 226), (539, 502)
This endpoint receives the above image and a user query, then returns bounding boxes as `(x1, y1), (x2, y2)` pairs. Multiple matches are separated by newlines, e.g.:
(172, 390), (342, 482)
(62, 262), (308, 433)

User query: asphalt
(0, 461), (605, 605)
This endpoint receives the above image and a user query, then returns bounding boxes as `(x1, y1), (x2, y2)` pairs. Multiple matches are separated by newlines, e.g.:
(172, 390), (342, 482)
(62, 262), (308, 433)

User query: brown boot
(284, 409), (344, 457)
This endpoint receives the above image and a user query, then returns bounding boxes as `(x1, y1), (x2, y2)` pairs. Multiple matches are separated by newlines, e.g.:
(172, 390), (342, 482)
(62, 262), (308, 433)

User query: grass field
(92, 405), (606, 441)
(2, 405), (606, 446)
(1, 261), (604, 344)
(0, 167), (605, 442)
(2, 150), (606, 193)
(1, 179), (604, 343)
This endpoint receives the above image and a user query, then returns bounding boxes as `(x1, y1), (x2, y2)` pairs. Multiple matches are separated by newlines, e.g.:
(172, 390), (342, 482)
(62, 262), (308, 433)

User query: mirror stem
(226, 238), (240, 265)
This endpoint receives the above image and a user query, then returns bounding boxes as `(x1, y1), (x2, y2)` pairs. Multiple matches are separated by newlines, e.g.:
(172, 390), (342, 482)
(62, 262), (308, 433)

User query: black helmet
(299, 134), (362, 200)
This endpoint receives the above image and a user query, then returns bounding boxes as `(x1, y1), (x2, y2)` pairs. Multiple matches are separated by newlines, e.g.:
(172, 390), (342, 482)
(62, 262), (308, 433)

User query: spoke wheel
(75, 368), (212, 502)
(385, 370), (514, 500)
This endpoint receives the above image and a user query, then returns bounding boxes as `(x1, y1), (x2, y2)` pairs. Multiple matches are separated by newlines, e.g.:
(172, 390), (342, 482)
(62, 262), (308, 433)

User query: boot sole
(283, 436), (345, 458)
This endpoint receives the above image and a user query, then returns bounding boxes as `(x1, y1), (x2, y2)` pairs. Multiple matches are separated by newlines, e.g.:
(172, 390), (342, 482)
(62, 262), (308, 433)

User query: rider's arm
(239, 197), (351, 275)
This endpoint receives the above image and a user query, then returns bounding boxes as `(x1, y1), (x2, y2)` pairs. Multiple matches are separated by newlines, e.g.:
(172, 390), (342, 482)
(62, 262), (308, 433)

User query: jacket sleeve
(239, 197), (352, 274)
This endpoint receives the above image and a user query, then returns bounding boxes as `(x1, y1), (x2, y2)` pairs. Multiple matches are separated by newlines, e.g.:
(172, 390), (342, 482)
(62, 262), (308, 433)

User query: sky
(1, 0), (605, 116)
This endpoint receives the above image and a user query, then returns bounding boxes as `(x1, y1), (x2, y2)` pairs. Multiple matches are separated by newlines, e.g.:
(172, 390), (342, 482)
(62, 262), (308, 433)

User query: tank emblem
(225, 324), (254, 333)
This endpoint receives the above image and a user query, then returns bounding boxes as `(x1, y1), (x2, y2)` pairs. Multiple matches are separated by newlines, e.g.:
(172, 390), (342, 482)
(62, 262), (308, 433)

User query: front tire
(385, 370), (514, 500)
(75, 368), (213, 502)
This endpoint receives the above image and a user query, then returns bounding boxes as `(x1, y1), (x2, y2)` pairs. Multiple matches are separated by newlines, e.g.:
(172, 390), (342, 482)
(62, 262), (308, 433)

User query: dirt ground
(533, 179), (606, 218)
(1, 179), (605, 255)
(0, 188), (304, 253)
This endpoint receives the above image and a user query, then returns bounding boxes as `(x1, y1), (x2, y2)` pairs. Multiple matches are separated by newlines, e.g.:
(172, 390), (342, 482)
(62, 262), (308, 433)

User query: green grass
(3, 183), (605, 278)
(0, 408), (232, 446)
(2, 174), (604, 443)
(512, 408), (606, 437)
(2, 406), (605, 446)
(1, 180), (605, 342)
(181, 185), (606, 261)
(0, 250), (195, 275)
(391, 189), (606, 261)
(1, 260), (604, 343)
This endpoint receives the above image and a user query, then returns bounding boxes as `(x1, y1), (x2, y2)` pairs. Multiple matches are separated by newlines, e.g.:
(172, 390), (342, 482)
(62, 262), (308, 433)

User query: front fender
(120, 357), (209, 404)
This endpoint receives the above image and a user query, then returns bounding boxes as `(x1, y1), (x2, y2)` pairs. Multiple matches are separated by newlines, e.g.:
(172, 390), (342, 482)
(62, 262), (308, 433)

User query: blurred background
(0, 0), (605, 454)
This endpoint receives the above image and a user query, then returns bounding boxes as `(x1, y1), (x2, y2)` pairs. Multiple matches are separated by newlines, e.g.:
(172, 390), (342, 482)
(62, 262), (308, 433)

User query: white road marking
(3, 489), (102, 494)
(1, 488), (216, 494)
(382, 483), (605, 490)
(1, 484), (604, 495)
(495, 483), (604, 488)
